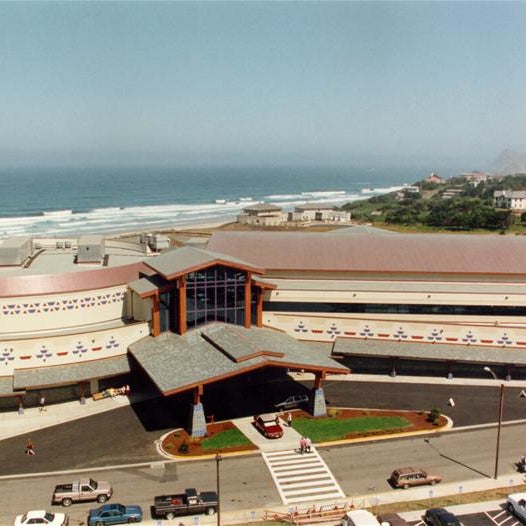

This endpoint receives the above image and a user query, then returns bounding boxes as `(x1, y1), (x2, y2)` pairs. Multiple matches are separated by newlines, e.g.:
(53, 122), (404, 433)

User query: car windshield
(117, 504), (125, 513)
(44, 513), (55, 521)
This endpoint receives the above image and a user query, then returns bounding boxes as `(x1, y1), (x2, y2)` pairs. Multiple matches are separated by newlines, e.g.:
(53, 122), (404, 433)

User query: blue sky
(1, 1), (526, 168)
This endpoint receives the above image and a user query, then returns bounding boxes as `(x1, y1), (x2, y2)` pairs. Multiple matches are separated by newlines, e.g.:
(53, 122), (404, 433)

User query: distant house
(461, 171), (491, 186)
(237, 203), (285, 226)
(425, 173), (445, 184)
(494, 190), (526, 210)
(441, 188), (464, 200)
(288, 203), (351, 223)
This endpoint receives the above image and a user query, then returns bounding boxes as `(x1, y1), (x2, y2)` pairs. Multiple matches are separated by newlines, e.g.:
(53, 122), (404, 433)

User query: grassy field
(292, 416), (411, 442)
(201, 428), (253, 450)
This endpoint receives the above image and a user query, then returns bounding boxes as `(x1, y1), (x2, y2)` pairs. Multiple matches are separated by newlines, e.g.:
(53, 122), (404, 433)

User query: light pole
(483, 366), (504, 480)
(215, 453), (222, 526)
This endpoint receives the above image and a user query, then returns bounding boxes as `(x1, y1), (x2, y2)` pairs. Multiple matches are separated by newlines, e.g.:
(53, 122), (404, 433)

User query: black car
(424, 508), (461, 526)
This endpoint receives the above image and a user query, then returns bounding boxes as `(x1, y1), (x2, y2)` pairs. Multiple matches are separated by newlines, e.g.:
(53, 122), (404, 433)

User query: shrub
(428, 407), (441, 423)
(327, 408), (340, 418)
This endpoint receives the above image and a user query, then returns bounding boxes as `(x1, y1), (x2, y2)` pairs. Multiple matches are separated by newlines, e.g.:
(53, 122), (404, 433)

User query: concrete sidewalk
(234, 415), (303, 451)
(0, 394), (132, 441)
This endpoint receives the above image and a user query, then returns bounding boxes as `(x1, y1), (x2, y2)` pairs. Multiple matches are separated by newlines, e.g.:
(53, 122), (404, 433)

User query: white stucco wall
(0, 322), (149, 374)
(0, 285), (128, 336)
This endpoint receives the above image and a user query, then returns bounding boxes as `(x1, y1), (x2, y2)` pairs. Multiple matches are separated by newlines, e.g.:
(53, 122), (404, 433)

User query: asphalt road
(1, 424), (526, 525)
(0, 379), (525, 477)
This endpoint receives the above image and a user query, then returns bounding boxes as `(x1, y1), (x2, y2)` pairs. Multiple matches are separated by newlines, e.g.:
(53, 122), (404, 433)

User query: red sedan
(253, 414), (284, 439)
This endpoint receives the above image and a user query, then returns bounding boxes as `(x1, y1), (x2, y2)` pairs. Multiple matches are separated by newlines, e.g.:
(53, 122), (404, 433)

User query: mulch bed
(161, 408), (447, 458)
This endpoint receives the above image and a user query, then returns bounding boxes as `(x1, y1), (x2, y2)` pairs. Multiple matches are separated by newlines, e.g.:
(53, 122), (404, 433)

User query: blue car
(88, 503), (142, 525)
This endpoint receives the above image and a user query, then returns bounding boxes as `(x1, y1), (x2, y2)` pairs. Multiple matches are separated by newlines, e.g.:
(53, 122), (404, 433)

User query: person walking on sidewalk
(305, 436), (312, 453)
(39, 395), (46, 412)
(287, 412), (292, 427)
(25, 438), (36, 456)
(299, 436), (306, 455)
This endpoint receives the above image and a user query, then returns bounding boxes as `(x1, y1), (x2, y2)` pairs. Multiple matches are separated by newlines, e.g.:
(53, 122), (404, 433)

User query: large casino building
(2, 229), (526, 431)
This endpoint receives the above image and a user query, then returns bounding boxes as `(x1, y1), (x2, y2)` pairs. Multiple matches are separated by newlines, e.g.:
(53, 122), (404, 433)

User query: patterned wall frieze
(0, 290), (126, 316)
(266, 313), (526, 349)
(0, 323), (147, 374)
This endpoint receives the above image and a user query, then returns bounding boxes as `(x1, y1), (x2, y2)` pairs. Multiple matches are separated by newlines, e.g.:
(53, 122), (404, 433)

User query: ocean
(0, 164), (436, 238)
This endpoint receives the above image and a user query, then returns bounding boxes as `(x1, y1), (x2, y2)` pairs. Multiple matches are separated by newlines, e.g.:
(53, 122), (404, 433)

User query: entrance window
(186, 265), (247, 329)
(159, 289), (178, 333)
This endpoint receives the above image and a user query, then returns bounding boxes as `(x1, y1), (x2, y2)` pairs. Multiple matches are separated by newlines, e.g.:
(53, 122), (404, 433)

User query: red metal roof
(0, 261), (149, 297)
(207, 231), (526, 276)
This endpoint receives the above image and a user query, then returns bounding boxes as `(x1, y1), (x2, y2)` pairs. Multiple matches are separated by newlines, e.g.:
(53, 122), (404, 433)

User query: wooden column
(178, 277), (187, 335)
(151, 293), (161, 337)
(193, 384), (204, 405)
(314, 371), (326, 389)
(256, 289), (263, 328)
(244, 272), (252, 328)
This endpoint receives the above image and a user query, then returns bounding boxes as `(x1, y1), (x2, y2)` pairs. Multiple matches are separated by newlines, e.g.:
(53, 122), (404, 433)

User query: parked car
(389, 467), (442, 489)
(52, 478), (113, 507)
(253, 414), (284, 439)
(377, 512), (410, 526)
(14, 510), (68, 526)
(424, 508), (461, 526)
(87, 503), (142, 526)
(340, 509), (383, 526)
(507, 492), (526, 521)
(274, 393), (309, 410)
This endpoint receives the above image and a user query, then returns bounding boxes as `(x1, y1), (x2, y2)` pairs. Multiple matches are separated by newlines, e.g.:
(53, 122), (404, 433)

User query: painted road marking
(262, 447), (345, 505)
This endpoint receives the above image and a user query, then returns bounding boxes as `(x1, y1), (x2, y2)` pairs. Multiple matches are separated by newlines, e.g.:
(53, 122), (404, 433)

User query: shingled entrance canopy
(129, 322), (348, 396)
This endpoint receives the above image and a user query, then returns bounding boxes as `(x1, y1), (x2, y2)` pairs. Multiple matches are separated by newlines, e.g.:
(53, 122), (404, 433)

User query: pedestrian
(299, 436), (306, 455)
(287, 412), (292, 427)
(39, 394), (46, 412)
(25, 438), (36, 456)
(305, 436), (312, 453)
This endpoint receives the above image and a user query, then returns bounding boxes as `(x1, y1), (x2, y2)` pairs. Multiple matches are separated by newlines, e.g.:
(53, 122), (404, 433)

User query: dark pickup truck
(153, 488), (219, 520)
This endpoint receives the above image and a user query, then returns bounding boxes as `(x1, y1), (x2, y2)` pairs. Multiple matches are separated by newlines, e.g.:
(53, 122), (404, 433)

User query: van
(341, 509), (384, 526)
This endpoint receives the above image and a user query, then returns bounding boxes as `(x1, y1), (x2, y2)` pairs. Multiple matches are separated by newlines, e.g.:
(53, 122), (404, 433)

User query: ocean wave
(0, 183), (402, 239)
(42, 209), (73, 217)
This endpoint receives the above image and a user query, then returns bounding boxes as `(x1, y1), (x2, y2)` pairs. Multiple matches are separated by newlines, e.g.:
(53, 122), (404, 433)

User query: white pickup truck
(52, 478), (113, 507)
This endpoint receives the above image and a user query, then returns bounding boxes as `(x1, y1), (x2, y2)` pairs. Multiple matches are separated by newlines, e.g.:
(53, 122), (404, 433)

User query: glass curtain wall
(159, 289), (179, 333)
(186, 265), (248, 328)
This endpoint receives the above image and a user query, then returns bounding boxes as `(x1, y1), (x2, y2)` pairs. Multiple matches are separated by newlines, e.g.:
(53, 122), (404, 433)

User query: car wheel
(96, 522), (104, 526)
(61, 497), (73, 507)
(402, 484), (409, 489)
(166, 512), (176, 520)
(127, 519), (137, 523)
(507, 502), (514, 513)
(430, 479), (437, 485)
(206, 507), (216, 515)
(97, 494), (108, 503)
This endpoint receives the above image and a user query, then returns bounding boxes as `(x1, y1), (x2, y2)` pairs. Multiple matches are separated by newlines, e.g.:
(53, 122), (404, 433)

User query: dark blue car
(88, 503), (142, 526)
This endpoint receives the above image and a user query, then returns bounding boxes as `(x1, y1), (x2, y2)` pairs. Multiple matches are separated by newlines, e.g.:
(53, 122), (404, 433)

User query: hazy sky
(1, 1), (526, 167)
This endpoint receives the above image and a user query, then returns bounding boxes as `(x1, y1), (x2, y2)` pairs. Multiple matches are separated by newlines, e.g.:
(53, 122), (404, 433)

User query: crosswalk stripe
(262, 447), (345, 505)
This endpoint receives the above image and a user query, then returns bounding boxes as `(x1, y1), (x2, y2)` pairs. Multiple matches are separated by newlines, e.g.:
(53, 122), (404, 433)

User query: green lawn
(201, 428), (253, 450)
(292, 416), (411, 442)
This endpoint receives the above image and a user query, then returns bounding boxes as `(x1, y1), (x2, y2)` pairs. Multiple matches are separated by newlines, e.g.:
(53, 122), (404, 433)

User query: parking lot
(408, 507), (522, 526)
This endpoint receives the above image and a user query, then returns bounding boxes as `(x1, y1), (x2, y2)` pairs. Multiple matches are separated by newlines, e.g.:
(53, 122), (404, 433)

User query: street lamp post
(483, 366), (505, 480)
(215, 453), (222, 526)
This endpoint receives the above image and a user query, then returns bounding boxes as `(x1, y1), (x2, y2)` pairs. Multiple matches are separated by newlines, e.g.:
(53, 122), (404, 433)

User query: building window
(186, 265), (248, 329)
(263, 301), (526, 317)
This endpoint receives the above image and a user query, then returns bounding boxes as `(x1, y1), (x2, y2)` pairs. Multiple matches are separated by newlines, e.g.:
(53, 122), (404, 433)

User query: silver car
(274, 394), (309, 410)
